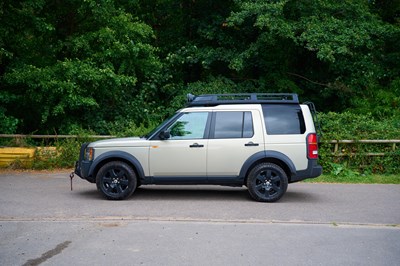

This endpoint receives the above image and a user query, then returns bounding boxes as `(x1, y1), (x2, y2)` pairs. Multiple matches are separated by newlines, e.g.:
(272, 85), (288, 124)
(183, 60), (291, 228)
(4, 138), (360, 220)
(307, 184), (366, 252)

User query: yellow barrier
(0, 147), (36, 167)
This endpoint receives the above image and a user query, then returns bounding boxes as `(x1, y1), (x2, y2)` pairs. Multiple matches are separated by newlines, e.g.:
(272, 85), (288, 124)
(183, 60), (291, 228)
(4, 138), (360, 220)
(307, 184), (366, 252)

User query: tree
(221, 1), (398, 111)
(0, 0), (162, 133)
(0, 0), (399, 134)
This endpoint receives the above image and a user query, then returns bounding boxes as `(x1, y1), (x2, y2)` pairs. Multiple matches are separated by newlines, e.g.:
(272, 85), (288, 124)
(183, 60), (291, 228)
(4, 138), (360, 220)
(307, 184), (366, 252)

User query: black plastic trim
(151, 176), (207, 184)
(239, 151), (266, 180)
(145, 175), (244, 186)
(74, 143), (89, 178)
(88, 151), (146, 183)
(239, 150), (297, 180)
(291, 160), (323, 183)
(207, 175), (243, 186)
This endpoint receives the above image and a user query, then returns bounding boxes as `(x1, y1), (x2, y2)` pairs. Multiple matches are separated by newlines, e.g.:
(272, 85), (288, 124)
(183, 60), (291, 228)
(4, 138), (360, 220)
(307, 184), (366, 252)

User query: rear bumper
(290, 160), (322, 183)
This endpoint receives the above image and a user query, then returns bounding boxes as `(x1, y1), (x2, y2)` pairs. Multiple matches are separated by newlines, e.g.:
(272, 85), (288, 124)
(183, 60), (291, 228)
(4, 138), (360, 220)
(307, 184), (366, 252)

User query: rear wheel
(246, 163), (288, 202)
(96, 161), (137, 200)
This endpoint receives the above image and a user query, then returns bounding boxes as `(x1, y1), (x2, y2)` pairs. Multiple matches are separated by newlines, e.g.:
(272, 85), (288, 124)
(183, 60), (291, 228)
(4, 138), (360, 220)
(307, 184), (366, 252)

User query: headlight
(84, 147), (94, 161)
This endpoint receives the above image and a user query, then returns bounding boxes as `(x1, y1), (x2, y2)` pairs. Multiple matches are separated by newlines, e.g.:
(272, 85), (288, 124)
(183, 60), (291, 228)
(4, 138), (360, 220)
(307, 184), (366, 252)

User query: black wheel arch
(89, 151), (145, 185)
(240, 151), (297, 184)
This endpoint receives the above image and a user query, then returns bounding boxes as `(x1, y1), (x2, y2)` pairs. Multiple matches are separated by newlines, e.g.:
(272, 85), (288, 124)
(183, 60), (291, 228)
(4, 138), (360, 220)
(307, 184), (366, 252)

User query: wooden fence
(0, 134), (398, 156)
(327, 139), (399, 157)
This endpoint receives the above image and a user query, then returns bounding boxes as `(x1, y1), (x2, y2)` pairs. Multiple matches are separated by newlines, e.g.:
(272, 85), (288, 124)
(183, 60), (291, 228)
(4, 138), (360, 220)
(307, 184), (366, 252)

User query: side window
(213, 111), (254, 139)
(262, 104), (305, 135)
(168, 112), (209, 140)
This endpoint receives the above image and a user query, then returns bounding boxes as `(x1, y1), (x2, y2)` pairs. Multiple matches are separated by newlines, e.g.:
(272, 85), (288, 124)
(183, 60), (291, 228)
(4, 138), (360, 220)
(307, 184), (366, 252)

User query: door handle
(245, 142), (259, 147)
(190, 143), (204, 148)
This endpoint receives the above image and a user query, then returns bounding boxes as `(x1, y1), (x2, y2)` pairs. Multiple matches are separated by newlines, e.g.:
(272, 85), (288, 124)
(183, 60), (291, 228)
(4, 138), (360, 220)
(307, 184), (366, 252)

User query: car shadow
(74, 185), (248, 201)
(280, 190), (320, 203)
(74, 185), (318, 203)
(132, 186), (249, 201)
(74, 188), (104, 200)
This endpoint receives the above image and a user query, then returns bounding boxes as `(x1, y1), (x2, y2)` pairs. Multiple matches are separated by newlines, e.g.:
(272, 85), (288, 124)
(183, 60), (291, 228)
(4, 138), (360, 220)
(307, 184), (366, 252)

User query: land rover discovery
(74, 93), (322, 202)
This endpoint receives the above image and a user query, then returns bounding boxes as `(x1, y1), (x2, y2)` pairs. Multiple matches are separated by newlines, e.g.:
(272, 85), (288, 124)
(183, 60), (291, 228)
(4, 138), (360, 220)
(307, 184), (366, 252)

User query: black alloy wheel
(247, 162), (288, 202)
(96, 161), (137, 200)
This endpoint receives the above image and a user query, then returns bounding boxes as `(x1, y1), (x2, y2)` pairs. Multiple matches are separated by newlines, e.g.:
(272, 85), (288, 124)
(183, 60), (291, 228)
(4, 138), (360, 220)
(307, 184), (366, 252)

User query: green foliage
(106, 121), (158, 138)
(307, 174), (400, 184)
(0, 108), (18, 134)
(0, 0), (162, 134)
(319, 112), (400, 140)
(165, 76), (242, 115)
(351, 80), (400, 118)
(319, 112), (400, 175)
(224, 0), (400, 112)
(30, 129), (103, 169)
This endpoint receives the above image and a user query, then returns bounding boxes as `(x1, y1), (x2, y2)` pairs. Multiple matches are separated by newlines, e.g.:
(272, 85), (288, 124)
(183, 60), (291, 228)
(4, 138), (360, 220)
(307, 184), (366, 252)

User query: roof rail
(187, 93), (299, 106)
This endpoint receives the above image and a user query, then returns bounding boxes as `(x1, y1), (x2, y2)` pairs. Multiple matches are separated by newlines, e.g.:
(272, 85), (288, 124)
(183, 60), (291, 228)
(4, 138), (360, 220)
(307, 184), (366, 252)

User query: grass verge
(306, 174), (400, 184)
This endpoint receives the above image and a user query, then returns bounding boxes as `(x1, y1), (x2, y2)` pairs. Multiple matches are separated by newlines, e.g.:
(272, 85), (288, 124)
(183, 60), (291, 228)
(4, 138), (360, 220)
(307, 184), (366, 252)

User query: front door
(149, 112), (210, 181)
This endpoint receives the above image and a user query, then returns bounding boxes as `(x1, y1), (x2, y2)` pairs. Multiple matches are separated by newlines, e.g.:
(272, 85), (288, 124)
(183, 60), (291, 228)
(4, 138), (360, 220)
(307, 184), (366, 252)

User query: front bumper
(74, 143), (95, 183)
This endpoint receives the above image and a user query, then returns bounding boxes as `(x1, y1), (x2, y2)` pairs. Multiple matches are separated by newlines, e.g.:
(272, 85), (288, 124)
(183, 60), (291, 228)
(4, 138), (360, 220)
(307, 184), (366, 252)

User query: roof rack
(187, 93), (299, 106)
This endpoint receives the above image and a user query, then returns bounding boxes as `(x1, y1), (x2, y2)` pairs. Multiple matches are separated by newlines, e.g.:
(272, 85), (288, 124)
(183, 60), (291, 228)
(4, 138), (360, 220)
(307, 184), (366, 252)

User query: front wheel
(96, 161), (137, 200)
(246, 163), (288, 202)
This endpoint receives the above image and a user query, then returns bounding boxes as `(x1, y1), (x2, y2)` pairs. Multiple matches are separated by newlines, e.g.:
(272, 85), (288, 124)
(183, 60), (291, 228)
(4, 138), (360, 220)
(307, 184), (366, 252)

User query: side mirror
(159, 130), (171, 140)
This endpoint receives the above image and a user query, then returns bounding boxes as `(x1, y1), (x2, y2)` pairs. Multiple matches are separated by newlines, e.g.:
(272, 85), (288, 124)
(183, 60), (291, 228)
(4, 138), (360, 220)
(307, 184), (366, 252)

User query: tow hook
(69, 172), (75, 191)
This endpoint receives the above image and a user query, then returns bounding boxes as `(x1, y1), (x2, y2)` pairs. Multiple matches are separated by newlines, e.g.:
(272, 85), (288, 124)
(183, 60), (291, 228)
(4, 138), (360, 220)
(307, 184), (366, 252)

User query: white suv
(74, 93), (322, 202)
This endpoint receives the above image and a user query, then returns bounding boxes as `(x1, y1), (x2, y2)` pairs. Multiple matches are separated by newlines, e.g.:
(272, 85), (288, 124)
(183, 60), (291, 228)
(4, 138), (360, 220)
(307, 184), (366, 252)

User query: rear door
(207, 109), (264, 178)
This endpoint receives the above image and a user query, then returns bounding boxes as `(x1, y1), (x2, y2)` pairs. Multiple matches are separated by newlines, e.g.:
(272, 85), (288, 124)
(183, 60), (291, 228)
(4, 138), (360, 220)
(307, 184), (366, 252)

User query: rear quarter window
(262, 104), (305, 135)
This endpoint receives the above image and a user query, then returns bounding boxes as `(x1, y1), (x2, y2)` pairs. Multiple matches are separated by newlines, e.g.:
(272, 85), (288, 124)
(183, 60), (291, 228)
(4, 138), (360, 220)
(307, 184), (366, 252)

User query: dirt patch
(0, 168), (73, 175)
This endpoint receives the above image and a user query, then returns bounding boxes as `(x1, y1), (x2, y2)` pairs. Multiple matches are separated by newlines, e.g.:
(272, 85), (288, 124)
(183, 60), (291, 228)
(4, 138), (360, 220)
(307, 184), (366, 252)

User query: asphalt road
(0, 170), (399, 266)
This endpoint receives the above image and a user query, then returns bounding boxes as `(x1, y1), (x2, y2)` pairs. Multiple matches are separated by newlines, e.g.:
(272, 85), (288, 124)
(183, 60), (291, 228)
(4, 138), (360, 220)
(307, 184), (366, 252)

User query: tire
(96, 161), (137, 200)
(246, 163), (288, 202)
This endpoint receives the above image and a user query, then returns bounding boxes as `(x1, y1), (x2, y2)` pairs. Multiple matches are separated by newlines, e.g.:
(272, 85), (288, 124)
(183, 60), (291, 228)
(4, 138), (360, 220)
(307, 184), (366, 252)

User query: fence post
(333, 141), (339, 153)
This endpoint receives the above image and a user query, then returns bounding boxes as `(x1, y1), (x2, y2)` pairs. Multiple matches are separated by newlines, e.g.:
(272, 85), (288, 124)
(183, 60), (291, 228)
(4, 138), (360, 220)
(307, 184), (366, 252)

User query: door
(149, 112), (210, 181)
(207, 110), (264, 177)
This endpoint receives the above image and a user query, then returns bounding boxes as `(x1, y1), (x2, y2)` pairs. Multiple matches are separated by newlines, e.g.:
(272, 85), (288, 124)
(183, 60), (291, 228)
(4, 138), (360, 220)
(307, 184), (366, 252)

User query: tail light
(307, 133), (319, 159)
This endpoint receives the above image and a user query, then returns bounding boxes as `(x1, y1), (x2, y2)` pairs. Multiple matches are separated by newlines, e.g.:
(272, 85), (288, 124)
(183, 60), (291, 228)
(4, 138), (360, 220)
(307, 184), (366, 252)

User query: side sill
(141, 175), (243, 186)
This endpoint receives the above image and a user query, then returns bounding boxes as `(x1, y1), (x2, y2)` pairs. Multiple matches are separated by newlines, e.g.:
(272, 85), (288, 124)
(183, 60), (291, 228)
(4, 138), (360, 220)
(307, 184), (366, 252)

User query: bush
(319, 111), (400, 140)
(318, 112), (400, 175)
(30, 130), (103, 169)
